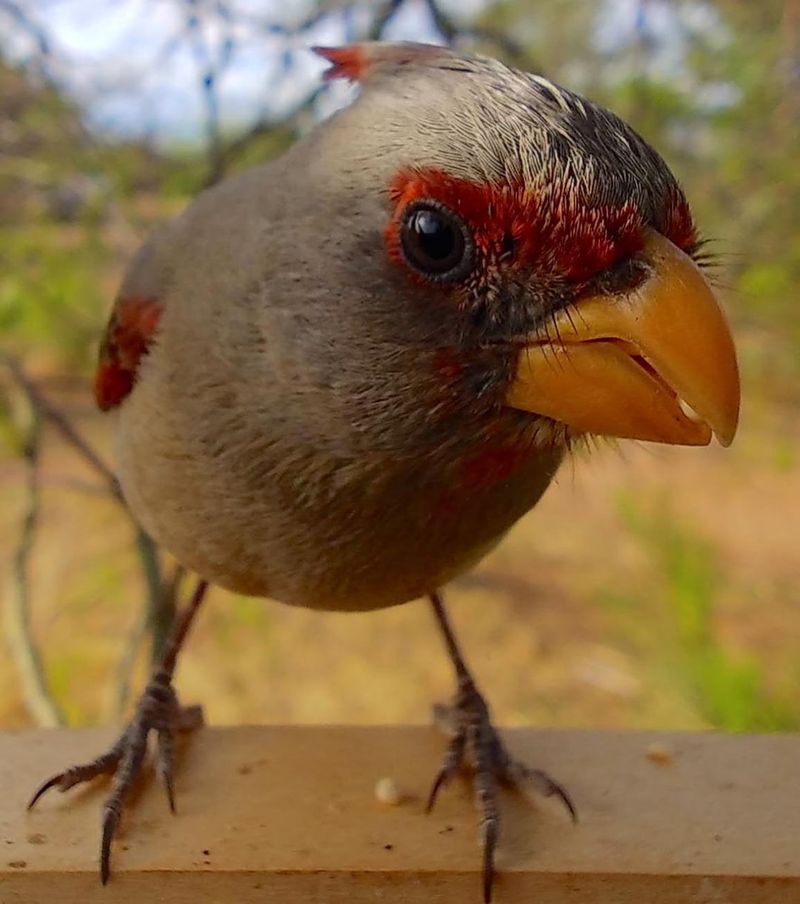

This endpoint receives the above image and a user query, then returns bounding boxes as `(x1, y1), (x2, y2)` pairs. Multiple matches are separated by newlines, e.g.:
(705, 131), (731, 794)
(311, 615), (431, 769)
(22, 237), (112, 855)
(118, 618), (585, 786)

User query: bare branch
(425, 0), (543, 69)
(114, 555), (186, 717)
(136, 527), (176, 665)
(3, 357), (183, 696)
(3, 355), (123, 504)
(113, 606), (148, 718)
(206, 0), (403, 185)
(233, 0), (376, 37)
(206, 84), (324, 186)
(2, 377), (66, 727)
(0, 0), (55, 82)
(184, 0), (228, 185)
(37, 474), (117, 498)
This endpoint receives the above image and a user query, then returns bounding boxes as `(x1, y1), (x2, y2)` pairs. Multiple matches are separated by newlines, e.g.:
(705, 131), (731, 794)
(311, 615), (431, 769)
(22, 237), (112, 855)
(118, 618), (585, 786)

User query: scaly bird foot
(28, 669), (203, 884)
(427, 678), (576, 903)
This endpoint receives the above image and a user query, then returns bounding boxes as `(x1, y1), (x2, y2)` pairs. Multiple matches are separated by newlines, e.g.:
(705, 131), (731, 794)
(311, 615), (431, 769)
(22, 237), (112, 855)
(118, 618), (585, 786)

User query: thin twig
(0, 0), (55, 82)
(206, 0), (403, 185)
(37, 474), (116, 498)
(185, 0), (228, 186)
(3, 357), (182, 689)
(112, 605), (149, 718)
(2, 379), (66, 727)
(425, 0), (542, 69)
(3, 355), (123, 503)
(206, 85), (324, 185)
(114, 558), (185, 715)
(136, 527), (175, 665)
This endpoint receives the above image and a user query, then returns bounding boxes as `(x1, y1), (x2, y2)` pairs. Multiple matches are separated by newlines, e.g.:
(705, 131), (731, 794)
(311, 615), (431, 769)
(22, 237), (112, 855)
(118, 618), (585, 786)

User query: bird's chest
(287, 440), (563, 610)
(117, 374), (562, 610)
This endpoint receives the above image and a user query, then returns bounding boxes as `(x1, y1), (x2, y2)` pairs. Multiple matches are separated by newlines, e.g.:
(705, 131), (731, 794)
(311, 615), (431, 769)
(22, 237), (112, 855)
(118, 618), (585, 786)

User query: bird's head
(300, 42), (739, 460)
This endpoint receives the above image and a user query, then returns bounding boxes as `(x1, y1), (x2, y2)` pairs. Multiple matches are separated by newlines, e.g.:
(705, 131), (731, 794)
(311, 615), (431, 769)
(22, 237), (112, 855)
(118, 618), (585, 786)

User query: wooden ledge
(1, 726), (799, 902)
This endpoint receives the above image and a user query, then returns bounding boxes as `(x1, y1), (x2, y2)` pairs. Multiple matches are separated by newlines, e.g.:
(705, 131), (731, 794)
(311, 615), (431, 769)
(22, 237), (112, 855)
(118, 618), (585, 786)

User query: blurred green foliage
(0, 53), (297, 371)
(615, 492), (799, 732)
(1, 64), (139, 369)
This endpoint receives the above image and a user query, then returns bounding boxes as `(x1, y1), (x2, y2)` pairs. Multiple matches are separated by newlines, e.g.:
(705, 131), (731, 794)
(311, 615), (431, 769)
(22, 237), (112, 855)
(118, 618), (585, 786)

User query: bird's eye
(399, 201), (474, 282)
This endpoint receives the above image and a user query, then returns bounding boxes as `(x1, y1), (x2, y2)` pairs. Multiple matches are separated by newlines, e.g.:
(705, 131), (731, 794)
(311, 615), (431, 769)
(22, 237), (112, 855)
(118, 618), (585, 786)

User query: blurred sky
(1, 0), (722, 143)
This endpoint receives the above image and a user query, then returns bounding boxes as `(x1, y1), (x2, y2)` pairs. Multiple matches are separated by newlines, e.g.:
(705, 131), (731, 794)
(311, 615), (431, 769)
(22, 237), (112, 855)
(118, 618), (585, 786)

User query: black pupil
(410, 210), (455, 262)
(401, 204), (467, 278)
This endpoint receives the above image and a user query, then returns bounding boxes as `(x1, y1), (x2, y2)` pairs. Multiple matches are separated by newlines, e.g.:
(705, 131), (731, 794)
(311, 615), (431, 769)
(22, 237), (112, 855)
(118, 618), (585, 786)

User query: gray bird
(30, 42), (740, 902)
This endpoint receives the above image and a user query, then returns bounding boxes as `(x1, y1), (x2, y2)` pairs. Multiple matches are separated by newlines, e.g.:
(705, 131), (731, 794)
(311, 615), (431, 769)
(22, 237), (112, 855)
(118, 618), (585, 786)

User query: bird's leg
(28, 578), (209, 884)
(426, 591), (577, 903)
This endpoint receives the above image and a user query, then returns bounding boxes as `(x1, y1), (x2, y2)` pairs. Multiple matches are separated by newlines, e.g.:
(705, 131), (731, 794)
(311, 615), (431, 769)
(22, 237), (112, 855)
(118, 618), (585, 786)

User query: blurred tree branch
(2, 357), (185, 720)
(0, 0), (54, 82)
(202, 0), (541, 186)
(205, 85), (325, 186)
(1, 0), (536, 188)
(2, 367), (65, 727)
(136, 527), (173, 664)
(423, 0), (537, 67)
(184, 0), (231, 186)
(4, 357), (122, 502)
(115, 562), (186, 716)
(204, 0), (404, 186)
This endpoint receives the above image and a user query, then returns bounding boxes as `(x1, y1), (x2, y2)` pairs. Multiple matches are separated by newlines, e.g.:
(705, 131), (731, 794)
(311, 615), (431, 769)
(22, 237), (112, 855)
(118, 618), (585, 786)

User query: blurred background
(0, 0), (798, 734)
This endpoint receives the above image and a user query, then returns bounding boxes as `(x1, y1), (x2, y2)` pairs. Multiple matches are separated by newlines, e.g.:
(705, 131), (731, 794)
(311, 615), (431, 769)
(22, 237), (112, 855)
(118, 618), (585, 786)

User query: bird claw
(427, 678), (576, 903)
(28, 668), (203, 884)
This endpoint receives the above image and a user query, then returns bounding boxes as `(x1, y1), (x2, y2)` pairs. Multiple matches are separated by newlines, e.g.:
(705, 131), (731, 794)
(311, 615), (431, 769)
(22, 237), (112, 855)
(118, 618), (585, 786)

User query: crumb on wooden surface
(646, 742), (674, 766)
(374, 776), (403, 805)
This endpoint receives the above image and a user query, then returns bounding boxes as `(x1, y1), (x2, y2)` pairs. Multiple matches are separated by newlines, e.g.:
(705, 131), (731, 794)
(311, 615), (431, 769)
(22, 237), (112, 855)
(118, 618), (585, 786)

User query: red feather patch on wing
(94, 296), (162, 411)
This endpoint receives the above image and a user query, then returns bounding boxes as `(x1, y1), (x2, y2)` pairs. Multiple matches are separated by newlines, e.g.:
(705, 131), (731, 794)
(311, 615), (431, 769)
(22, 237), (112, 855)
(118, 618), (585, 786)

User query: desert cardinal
(29, 42), (740, 902)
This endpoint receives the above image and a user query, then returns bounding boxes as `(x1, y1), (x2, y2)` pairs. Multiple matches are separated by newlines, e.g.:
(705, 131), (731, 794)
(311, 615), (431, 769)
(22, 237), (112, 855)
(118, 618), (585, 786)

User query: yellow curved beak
(506, 229), (741, 446)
